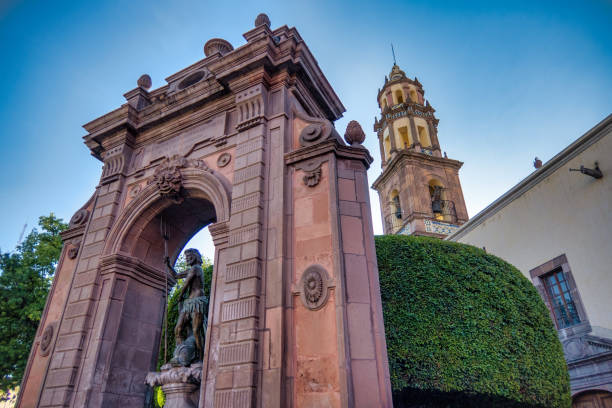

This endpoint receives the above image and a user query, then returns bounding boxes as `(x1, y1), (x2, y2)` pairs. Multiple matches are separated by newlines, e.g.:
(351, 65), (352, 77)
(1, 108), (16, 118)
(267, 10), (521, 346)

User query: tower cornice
(374, 101), (438, 132)
(372, 150), (463, 190)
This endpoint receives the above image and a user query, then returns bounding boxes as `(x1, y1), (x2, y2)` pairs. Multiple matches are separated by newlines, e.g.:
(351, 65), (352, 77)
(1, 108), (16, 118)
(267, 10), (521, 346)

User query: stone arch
(105, 167), (231, 267)
(389, 189), (402, 218)
(67, 167), (232, 407)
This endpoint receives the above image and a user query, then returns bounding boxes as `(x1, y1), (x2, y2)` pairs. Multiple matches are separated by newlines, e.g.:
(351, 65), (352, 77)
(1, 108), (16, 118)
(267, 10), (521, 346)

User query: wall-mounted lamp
(569, 162), (603, 179)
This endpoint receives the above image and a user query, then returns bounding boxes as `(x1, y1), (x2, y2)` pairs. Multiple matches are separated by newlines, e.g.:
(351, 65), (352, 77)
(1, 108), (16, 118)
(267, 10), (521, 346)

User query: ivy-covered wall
(375, 235), (570, 408)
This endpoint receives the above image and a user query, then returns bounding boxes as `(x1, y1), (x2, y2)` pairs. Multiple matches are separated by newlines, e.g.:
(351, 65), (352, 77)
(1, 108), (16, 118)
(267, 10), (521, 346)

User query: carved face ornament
(155, 166), (182, 198)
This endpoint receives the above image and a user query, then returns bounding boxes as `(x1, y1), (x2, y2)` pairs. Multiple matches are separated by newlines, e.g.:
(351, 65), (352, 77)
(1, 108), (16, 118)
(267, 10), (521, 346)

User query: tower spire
(391, 43), (397, 66)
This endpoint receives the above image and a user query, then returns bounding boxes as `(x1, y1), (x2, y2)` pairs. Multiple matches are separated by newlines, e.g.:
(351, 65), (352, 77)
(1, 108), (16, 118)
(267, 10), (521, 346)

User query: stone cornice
(447, 113), (612, 241)
(285, 140), (373, 169)
(372, 150), (463, 190)
(377, 76), (422, 101)
(374, 101), (437, 131)
(83, 24), (345, 161)
(60, 225), (86, 242)
(99, 253), (175, 291)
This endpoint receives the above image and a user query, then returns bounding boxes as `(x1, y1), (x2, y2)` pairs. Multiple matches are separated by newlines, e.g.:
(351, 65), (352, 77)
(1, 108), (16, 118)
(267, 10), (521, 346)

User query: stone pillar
(378, 130), (387, 167)
(388, 124), (398, 154)
(36, 133), (141, 408)
(428, 121), (442, 157)
(16, 199), (93, 408)
(286, 115), (393, 407)
(409, 116), (419, 149)
(201, 83), (268, 407)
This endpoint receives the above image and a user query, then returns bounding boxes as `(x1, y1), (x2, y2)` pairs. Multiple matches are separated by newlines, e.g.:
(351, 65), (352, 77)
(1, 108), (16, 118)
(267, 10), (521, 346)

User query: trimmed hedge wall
(375, 235), (570, 408)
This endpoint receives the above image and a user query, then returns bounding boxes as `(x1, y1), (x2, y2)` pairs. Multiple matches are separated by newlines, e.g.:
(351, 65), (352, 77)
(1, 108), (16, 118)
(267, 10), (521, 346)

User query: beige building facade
(448, 114), (612, 407)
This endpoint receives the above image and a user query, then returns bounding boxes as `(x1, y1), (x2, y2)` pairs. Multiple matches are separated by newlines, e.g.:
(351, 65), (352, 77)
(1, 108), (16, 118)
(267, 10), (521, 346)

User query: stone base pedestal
(145, 363), (202, 408)
(162, 382), (199, 408)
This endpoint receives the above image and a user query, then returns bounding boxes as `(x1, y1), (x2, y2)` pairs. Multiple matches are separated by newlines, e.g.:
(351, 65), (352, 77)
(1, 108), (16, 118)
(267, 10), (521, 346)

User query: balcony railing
(385, 212), (410, 235)
(384, 200), (458, 235)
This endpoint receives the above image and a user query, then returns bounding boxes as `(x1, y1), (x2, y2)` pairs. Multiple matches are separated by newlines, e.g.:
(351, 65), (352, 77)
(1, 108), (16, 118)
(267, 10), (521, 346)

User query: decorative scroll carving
(298, 265), (331, 310)
(295, 158), (325, 188)
(217, 152), (231, 168)
(69, 209), (90, 228)
(303, 168), (321, 187)
(152, 155), (210, 202)
(299, 124), (323, 145)
(293, 105), (343, 148)
(39, 323), (55, 356)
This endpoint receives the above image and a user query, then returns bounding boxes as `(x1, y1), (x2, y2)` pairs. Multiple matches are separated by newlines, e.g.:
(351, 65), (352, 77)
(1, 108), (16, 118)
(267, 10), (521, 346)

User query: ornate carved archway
(18, 15), (393, 408)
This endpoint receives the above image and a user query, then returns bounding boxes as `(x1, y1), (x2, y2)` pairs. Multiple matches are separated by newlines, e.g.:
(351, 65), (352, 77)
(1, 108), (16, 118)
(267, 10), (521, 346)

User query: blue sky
(0, 0), (611, 257)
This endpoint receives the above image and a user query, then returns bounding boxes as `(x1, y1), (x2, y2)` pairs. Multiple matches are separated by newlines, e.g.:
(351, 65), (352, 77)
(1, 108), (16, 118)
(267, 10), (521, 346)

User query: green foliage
(0, 215), (67, 393)
(375, 235), (571, 408)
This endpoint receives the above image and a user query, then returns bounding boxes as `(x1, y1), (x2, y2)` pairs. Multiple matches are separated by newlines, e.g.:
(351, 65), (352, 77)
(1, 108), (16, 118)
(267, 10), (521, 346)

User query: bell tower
(372, 64), (468, 237)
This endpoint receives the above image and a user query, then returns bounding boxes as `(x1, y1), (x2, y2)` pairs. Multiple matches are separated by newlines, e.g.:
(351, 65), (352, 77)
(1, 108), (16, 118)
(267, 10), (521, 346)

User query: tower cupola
(375, 64), (438, 166)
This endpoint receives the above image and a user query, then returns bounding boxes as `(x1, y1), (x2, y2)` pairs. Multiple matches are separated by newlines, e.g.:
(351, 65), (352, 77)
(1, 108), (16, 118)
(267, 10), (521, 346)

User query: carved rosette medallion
(217, 152), (231, 168)
(298, 265), (331, 310)
(129, 183), (143, 198)
(39, 323), (55, 356)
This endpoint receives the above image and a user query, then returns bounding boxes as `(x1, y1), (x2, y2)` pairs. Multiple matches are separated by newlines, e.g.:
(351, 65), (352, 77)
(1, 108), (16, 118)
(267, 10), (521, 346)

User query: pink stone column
(286, 114), (393, 407)
(337, 158), (393, 407)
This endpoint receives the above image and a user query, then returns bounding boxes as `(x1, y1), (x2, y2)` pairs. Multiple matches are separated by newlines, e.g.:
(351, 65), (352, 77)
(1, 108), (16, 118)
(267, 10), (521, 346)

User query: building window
(395, 90), (404, 104)
(542, 268), (581, 329)
(398, 126), (410, 149)
(530, 254), (588, 331)
(383, 135), (391, 160)
(410, 89), (418, 103)
(417, 125), (430, 147)
(391, 191), (402, 219)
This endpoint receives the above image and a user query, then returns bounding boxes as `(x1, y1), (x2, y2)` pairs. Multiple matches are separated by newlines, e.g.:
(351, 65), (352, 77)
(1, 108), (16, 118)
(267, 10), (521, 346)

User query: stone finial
(344, 120), (366, 146)
(389, 64), (406, 81)
(255, 13), (270, 27)
(204, 38), (234, 57)
(137, 74), (152, 90)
